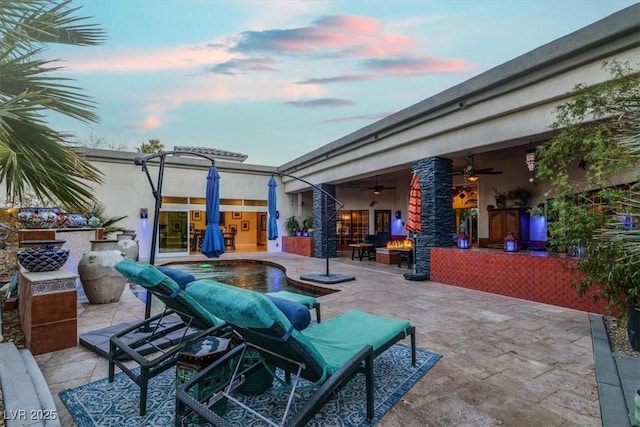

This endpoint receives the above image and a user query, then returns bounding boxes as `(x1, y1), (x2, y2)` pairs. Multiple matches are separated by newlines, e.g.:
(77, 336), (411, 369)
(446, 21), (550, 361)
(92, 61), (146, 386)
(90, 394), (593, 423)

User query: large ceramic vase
(117, 235), (139, 261)
(78, 240), (127, 304)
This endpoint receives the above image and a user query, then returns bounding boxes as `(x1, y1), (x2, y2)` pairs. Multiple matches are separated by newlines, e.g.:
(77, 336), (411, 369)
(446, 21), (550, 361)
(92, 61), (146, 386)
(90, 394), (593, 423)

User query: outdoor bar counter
(430, 247), (607, 314)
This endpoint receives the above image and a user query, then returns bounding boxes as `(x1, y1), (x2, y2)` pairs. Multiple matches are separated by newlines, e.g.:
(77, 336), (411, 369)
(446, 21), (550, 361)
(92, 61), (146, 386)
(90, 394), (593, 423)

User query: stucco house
(7, 5), (640, 276)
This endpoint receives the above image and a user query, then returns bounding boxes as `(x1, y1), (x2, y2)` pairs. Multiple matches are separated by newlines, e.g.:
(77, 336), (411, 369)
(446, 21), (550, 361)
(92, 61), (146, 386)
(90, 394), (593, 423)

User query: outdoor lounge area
(2, 4), (640, 426)
(24, 250), (634, 426)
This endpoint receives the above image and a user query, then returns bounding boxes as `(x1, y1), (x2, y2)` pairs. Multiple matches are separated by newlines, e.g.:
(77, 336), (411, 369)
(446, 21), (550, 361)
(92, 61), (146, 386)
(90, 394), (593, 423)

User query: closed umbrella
(267, 176), (279, 240)
(201, 166), (225, 258)
(406, 173), (422, 233)
(404, 172), (428, 280)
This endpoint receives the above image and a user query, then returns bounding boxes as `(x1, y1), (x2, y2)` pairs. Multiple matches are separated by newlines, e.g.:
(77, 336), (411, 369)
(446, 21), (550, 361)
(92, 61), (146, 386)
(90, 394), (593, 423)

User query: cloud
(209, 58), (277, 75)
(229, 14), (415, 58)
(284, 98), (355, 108)
(297, 74), (374, 84)
(59, 43), (234, 73)
(361, 56), (474, 76)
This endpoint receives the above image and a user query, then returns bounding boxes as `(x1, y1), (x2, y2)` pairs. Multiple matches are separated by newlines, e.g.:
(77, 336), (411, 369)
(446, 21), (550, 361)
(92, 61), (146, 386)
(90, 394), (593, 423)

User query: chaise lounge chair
(110, 259), (229, 416)
(175, 279), (416, 426)
(111, 259), (323, 416)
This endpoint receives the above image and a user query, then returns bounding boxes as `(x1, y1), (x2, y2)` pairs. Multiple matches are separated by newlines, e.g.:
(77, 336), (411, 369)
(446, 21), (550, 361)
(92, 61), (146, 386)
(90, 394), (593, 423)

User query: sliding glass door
(158, 210), (189, 256)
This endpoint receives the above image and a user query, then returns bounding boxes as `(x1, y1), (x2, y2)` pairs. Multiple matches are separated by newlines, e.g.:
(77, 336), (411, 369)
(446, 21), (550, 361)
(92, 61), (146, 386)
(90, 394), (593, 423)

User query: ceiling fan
(365, 176), (396, 195)
(452, 155), (502, 182)
(341, 176), (396, 195)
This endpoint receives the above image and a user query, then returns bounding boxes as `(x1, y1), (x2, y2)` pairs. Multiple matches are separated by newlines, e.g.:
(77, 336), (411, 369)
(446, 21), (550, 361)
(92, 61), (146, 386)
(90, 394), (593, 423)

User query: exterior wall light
(525, 149), (536, 172)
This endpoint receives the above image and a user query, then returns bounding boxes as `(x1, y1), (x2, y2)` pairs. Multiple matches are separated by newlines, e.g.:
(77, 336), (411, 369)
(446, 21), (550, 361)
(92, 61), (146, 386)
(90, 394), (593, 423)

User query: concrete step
(0, 343), (60, 427)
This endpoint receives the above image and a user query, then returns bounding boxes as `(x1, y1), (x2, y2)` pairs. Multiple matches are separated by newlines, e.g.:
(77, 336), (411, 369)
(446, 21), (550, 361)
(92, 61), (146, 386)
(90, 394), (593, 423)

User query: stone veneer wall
(412, 157), (454, 277)
(312, 184), (337, 259)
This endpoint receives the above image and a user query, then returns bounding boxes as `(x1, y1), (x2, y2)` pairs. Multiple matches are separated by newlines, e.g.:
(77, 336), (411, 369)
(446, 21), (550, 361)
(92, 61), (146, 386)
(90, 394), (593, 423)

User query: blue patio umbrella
(201, 166), (225, 258)
(267, 176), (279, 240)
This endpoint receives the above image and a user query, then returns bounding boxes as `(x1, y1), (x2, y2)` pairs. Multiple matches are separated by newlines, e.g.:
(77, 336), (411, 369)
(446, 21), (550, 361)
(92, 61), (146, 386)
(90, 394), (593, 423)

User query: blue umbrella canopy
(267, 176), (279, 240)
(201, 166), (225, 258)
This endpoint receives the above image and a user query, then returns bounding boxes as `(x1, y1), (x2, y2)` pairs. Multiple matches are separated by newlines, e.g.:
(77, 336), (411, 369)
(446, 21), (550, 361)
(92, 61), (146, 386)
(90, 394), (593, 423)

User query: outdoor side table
(176, 335), (232, 416)
(349, 243), (374, 261)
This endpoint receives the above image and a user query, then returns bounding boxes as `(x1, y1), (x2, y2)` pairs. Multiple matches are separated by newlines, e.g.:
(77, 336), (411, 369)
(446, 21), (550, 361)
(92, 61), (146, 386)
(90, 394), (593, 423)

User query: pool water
(167, 261), (319, 296)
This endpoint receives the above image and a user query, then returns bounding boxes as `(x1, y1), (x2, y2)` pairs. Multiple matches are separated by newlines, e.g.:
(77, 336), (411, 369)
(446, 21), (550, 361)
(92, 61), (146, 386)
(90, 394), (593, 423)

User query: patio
(36, 251), (605, 426)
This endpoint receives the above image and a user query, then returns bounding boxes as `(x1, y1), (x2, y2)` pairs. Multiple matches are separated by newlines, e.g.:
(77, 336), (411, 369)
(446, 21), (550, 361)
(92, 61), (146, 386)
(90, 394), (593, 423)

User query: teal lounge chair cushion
(115, 259), (221, 327)
(301, 310), (410, 372)
(186, 279), (293, 330)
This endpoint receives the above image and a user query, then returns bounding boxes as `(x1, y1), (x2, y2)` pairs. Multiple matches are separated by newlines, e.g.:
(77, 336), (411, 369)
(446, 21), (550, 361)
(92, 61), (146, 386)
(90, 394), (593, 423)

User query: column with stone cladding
(412, 157), (454, 278)
(312, 184), (337, 259)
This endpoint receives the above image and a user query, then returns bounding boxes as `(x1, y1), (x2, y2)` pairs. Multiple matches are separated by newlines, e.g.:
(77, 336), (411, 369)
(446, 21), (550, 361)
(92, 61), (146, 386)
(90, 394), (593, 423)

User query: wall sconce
(395, 210), (401, 219)
(457, 232), (470, 249)
(139, 208), (148, 219)
(504, 231), (518, 252)
(525, 149), (536, 172)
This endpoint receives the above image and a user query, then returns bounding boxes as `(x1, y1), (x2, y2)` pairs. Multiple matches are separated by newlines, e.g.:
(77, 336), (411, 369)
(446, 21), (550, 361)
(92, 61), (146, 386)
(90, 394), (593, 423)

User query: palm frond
(0, 0), (105, 208)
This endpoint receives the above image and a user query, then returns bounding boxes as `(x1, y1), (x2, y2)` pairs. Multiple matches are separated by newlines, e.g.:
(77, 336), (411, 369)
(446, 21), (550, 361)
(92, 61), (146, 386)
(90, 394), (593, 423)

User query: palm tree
(136, 138), (164, 154)
(0, 0), (105, 210)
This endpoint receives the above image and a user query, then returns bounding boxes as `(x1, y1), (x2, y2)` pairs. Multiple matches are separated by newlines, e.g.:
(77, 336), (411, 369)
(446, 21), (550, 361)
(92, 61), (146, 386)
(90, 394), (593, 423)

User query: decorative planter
(87, 216), (101, 228)
(78, 240), (127, 304)
(17, 207), (58, 229)
(117, 239), (139, 261)
(66, 213), (87, 228)
(17, 240), (69, 272)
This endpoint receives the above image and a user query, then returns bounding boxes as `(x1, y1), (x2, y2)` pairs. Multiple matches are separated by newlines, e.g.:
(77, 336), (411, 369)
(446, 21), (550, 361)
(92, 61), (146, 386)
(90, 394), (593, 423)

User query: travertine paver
(34, 251), (600, 427)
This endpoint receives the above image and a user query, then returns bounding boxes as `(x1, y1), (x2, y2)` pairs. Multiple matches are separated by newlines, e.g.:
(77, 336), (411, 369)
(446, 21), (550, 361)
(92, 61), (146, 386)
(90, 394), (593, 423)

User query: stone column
(412, 157), (454, 277)
(312, 184), (337, 259)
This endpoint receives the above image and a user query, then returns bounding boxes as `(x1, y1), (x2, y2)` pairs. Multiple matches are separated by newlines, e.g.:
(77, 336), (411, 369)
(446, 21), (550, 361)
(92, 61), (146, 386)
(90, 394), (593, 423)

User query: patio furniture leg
(365, 352), (374, 422)
(139, 367), (149, 416)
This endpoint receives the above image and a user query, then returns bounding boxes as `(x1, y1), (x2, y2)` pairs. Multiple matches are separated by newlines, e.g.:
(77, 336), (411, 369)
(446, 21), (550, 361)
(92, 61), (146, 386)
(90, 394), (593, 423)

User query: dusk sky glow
(45, 1), (638, 166)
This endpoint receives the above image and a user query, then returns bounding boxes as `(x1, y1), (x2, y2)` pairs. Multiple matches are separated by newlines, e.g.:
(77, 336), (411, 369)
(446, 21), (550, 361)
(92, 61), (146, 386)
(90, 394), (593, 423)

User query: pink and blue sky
(46, 0), (637, 166)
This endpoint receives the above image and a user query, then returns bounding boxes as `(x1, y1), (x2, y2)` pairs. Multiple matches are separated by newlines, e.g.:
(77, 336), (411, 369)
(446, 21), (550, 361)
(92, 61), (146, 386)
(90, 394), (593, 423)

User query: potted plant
(506, 186), (531, 207)
(285, 216), (300, 236)
(535, 61), (640, 350)
(493, 188), (506, 208)
(302, 216), (314, 237)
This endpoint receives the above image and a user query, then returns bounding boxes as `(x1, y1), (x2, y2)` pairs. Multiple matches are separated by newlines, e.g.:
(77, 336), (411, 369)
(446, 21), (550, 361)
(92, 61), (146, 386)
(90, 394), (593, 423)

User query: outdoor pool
(131, 260), (334, 301)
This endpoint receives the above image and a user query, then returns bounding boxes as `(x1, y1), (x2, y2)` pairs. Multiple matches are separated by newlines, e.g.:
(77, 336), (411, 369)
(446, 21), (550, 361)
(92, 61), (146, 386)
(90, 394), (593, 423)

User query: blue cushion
(157, 266), (196, 290)
(265, 295), (311, 331)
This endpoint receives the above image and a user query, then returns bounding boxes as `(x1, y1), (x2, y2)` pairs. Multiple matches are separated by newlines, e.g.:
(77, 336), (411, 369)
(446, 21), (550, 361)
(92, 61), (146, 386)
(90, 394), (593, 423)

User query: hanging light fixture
(525, 149), (536, 172)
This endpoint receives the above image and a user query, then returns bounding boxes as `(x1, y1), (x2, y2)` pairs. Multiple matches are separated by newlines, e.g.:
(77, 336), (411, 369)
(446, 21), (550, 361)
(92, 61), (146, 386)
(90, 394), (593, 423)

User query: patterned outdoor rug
(60, 343), (441, 426)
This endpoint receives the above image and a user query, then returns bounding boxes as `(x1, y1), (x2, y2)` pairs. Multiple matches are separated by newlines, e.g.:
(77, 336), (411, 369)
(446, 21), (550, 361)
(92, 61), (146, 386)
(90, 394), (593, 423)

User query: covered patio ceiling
(326, 130), (556, 194)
